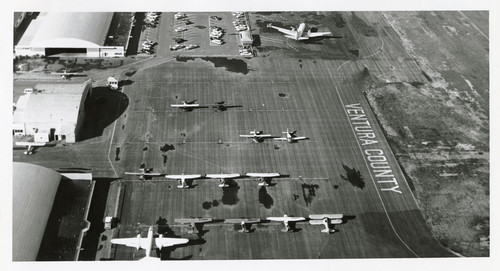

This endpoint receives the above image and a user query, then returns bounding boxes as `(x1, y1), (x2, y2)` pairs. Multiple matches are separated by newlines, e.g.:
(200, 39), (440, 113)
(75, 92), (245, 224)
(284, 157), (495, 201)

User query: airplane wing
(269, 25), (295, 36)
(239, 134), (257, 138)
(273, 137), (288, 141)
(267, 216), (305, 222)
(170, 104), (200, 108)
(292, 136), (307, 140)
(206, 173), (240, 179)
(111, 237), (146, 249)
(308, 31), (331, 38)
(165, 174), (202, 179)
(15, 142), (46, 147)
(245, 173), (280, 178)
(224, 218), (261, 224)
(175, 217), (213, 224)
(309, 218), (342, 225)
(309, 214), (343, 220)
(155, 237), (189, 248)
(124, 172), (162, 176)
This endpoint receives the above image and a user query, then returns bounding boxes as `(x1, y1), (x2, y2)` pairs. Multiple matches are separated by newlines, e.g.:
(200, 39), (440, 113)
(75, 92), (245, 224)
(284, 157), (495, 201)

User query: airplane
(165, 173), (202, 188)
(224, 218), (261, 233)
(170, 100), (201, 111)
(124, 168), (162, 180)
(267, 215), (306, 232)
(309, 214), (343, 233)
(273, 128), (307, 143)
(211, 101), (241, 111)
(267, 22), (331, 41)
(110, 226), (189, 261)
(205, 173), (240, 188)
(14, 141), (47, 155)
(174, 217), (212, 234)
(245, 173), (281, 186)
(50, 70), (86, 79)
(239, 129), (274, 143)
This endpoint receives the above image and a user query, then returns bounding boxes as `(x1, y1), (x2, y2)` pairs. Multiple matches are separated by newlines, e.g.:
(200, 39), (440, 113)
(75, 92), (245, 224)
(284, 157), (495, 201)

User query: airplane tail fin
(140, 255), (161, 261)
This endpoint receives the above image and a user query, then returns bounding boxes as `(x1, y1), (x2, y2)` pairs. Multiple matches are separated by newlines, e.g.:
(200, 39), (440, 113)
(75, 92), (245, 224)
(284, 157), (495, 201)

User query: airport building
(15, 12), (125, 58)
(13, 80), (92, 143)
(13, 162), (93, 261)
(239, 30), (253, 46)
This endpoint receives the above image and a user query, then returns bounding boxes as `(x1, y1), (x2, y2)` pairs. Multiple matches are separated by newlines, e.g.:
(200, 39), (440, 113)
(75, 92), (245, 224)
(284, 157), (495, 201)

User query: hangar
(13, 162), (93, 261)
(13, 80), (92, 143)
(14, 12), (125, 57)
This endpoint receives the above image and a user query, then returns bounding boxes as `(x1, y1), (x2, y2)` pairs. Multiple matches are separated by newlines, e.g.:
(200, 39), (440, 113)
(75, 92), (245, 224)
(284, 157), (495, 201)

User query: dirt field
(365, 11), (489, 256)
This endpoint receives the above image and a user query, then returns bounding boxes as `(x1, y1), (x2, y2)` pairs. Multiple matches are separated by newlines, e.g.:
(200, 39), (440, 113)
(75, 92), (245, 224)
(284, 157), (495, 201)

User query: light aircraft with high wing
(125, 168), (162, 180)
(239, 129), (274, 143)
(175, 217), (213, 234)
(309, 214), (343, 233)
(110, 226), (189, 261)
(205, 173), (241, 187)
(245, 173), (281, 186)
(15, 141), (48, 155)
(50, 70), (86, 79)
(267, 215), (306, 232)
(165, 173), (202, 188)
(267, 22), (331, 41)
(224, 218), (261, 233)
(273, 128), (307, 143)
(170, 100), (201, 111)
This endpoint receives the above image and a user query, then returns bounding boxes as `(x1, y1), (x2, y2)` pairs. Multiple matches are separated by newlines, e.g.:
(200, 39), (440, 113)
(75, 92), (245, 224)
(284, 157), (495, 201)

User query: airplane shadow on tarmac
(340, 163), (365, 189)
(76, 86), (129, 141)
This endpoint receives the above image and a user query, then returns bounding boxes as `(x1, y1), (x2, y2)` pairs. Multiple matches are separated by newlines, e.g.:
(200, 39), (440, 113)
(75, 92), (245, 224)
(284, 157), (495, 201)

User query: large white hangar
(13, 80), (92, 143)
(15, 12), (125, 57)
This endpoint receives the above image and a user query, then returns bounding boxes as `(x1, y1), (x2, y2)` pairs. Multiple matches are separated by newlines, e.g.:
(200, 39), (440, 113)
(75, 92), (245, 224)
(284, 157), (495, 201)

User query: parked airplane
(245, 173), (281, 186)
(15, 141), (47, 155)
(274, 128), (307, 143)
(125, 168), (162, 180)
(170, 100), (200, 111)
(51, 70), (86, 79)
(165, 173), (202, 188)
(239, 129), (274, 143)
(224, 218), (261, 233)
(267, 215), (306, 232)
(211, 101), (241, 111)
(110, 226), (189, 261)
(205, 173), (241, 187)
(175, 217), (212, 234)
(267, 22), (331, 41)
(309, 214), (343, 233)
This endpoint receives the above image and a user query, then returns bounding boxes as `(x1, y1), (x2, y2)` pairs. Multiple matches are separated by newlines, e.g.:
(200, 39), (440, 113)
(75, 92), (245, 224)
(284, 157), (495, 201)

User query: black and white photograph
(4, 0), (497, 270)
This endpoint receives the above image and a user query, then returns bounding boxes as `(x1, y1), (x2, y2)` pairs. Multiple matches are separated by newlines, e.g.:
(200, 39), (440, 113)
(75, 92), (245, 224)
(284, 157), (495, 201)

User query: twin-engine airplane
(239, 129), (274, 143)
(267, 215), (306, 232)
(110, 226), (189, 261)
(170, 100), (200, 111)
(15, 141), (48, 155)
(125, 168), (162, 180)
(165, 174), (202, 189)
(267, 22), (331, 41)
(273, 128), (307, 143)
(309, 214), (343, 233)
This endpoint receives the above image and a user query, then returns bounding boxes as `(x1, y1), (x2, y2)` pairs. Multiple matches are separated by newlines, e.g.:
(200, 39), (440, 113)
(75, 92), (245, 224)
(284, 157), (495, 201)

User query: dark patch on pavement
(350, 12), (377, 37)
(142, 146), (148, 151)
(349, 49), (359, 57)
(258, 186), (274, 209)
(221, 181), (240, 205)
(340, 164), (365, 189)
(176, 56), (250, 75)
(301, 183), (320, 206)
(160, 143), (175, 152)
(194, 25), (206, 29)
(278, 93), (287, 97)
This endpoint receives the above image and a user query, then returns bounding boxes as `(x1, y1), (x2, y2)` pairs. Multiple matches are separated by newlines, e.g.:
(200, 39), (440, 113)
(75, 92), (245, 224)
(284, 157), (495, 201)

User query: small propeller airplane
(239, 129), (274, 143)
(267, 22), (331, 41)
(170, 100), (201, 111)
(165, 173), (202, 188)
(174, 217), (213, 234)
(224, 218), (261, 233)
(205, 173), (241, 188)
(273, 128), (307, 143)
(309, 214), (343, 233)
(267, 215), (306, 232)
(50, 70), (86, 79)
(15, 141), (47, 155)
(245, 173), (281, 186)
(124, 167), (162, 180)
(110, 226), (189, 261)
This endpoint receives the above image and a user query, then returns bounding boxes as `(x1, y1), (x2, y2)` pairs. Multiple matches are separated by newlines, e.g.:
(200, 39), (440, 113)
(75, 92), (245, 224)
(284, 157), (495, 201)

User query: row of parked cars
(144, 12), (160, 27)
(170, 13), (199, 51)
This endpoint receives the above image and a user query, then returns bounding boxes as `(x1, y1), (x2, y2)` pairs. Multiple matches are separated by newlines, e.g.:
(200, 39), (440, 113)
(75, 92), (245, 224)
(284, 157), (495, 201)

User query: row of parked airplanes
(111, 213), (344, 261)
